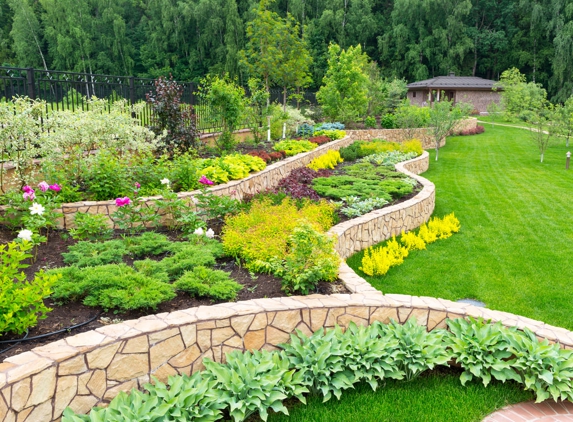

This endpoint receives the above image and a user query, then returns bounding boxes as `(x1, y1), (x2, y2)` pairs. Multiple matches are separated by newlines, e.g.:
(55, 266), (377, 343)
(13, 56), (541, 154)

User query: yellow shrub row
(307, 150), (344, 171)
(360, 213), (460, 276)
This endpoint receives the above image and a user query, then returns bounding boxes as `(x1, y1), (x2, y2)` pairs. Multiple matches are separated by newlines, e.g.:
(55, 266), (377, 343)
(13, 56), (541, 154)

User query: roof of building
(407, 74), (499, 90)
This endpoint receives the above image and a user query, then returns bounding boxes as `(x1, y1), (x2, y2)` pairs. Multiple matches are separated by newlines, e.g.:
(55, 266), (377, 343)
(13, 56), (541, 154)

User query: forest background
(1, 0), (572, 102)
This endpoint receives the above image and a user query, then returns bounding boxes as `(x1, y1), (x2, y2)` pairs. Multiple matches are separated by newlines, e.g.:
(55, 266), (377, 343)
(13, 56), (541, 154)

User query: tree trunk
(283, 86), (287, 112)
(540, 153), (544, 163)
(435, 145), (439, 161)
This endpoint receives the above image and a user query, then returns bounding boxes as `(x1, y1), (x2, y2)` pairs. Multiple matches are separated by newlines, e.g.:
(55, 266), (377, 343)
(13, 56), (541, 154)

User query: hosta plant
(506, 328), (573, 402)
(63, 372), (225, 422)
(280, 326), (356, 402)
(378, 318), (451, 381)
(203, 350), (308, 421)
(446, 317), (519, 387)
(341, 322), (404, 390)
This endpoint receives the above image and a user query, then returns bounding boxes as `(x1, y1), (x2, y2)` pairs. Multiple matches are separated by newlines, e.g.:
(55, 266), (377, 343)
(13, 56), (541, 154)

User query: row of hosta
(62, 317), (573, 422)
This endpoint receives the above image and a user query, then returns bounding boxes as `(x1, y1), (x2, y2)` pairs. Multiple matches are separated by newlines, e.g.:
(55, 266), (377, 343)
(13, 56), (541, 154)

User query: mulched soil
(0, 225), (348, 361)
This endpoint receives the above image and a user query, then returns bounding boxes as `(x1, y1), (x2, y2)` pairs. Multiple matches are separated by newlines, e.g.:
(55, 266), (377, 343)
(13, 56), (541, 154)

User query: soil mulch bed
(0, 226), (348, 361)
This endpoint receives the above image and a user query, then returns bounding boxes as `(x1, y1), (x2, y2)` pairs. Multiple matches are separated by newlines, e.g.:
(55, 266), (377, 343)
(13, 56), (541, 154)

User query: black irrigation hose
(0, 313), (101, 355)
(0, 330), (29, 355)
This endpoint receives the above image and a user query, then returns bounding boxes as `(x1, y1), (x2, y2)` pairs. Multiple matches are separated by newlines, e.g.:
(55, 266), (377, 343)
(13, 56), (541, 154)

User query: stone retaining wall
(1, 120), (475, 230)
(345, 117), (477, 149)
(329, 151), (433, 259)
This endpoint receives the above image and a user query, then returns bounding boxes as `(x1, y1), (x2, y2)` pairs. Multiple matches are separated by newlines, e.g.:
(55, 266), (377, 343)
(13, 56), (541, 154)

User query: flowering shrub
(360, 213), (460, 276)
(273, 140), (317, 156)
(1, 241), (58, 335)
(307, 150), (343, 171)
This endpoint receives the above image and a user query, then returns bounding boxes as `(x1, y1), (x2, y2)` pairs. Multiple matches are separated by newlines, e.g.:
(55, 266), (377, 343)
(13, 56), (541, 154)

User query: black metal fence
(0, 67), (317, 133)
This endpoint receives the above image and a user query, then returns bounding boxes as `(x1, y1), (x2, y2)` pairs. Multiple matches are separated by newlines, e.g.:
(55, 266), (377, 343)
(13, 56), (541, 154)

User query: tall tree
(240, 0), (283, 101)
(8, 0), (47, 69)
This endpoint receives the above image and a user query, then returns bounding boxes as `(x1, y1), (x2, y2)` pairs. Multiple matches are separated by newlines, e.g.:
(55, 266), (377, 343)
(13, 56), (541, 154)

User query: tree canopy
(0, 0), (572, 101)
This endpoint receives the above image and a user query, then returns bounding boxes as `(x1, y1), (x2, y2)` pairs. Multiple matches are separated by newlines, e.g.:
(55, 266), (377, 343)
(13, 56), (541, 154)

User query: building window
(413, 91), (416, 98)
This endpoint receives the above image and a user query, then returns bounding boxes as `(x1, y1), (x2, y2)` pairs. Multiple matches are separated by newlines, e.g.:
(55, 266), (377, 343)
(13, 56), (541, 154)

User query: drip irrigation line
(0, 313), (101, 355)
(0, 330), (29, 355)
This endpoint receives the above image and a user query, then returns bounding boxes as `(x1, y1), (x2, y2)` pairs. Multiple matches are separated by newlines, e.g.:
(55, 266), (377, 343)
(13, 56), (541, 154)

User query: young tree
(274, 14), (312, 112)
(245, 78), (269, 144)
(486, 101), (502, 127)
(428, 95), (464, 161)
(496, 67), (548, 122)
(526, 102), (553, 163)
(316, 43), (369, 123)
(240, 0), (283, 104)
(197, 74), (247, 153)
(553, 96), (573, 148)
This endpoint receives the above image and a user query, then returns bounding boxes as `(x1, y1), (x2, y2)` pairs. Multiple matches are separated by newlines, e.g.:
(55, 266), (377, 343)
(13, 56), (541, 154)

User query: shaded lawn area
(266, 372), (532, 422)
(347, 125), (573, 330)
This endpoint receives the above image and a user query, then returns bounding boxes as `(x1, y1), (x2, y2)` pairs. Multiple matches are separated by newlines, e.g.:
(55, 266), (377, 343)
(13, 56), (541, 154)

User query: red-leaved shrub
(308, 135), (330, 145)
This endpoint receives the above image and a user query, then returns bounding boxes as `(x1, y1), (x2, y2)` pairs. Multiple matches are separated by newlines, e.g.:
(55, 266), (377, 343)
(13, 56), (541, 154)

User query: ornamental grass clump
(360, 213), (460, 276)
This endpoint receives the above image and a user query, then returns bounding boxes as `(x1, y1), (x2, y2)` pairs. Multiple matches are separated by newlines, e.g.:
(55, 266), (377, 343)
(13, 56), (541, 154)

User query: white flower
(160, 178), (170, 185)
(29, 202), (45, 216)
(17, 229), (33, 242)
(193, 227), (204, 236)
(206, 228), (215, 239)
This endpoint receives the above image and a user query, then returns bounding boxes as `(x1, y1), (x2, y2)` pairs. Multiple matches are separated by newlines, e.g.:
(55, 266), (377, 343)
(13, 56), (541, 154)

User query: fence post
(129, 76), (135, 106)
(26, 68), (35, 100)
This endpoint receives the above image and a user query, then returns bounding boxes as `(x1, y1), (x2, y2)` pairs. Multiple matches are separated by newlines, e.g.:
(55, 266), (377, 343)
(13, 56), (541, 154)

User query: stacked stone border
(2, 117), (534, 422)
(1, 118), (476, 230)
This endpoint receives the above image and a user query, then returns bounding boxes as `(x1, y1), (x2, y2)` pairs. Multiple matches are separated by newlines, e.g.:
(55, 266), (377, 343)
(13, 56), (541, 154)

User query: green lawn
(265, 372), (532, 422)
(347, 124), (573, 330)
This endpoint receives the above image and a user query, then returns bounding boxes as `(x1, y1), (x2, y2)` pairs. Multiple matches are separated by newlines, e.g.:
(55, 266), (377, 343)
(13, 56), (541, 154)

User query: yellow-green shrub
(360, 237), (408, 276)
(221, 197), (337, 268)
(359, 213), (460, 276)
(313, 129), (346, 140)
(400, 139), (423, 156)
(400, 230), (426, 251)
(307, 150), (343, 171)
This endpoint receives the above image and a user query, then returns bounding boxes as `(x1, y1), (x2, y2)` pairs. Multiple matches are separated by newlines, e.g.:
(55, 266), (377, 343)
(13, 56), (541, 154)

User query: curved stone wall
(329, 151), (434, 259)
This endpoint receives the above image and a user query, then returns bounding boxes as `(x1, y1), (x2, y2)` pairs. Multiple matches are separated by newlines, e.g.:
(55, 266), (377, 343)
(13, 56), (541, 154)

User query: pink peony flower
(22, 185), (34, 193)
(115, 197), (131, 207)
(198, 175), (214, 186)
(49, 183), (61, 192)
(135, 182), (141, 189)
(23, 191), (36, 201)
(38, 181), (49, 192)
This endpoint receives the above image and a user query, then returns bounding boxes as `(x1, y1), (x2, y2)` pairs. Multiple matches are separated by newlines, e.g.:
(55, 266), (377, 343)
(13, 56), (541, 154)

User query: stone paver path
(483, 401), (573, 421)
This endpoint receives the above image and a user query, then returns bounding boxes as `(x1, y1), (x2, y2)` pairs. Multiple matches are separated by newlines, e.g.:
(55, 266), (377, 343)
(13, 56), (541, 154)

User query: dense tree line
(0, 0), (572, 101)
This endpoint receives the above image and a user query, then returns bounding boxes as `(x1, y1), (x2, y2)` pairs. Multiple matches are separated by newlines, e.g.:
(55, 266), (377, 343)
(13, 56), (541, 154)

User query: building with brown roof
(406, 73), (501, 113)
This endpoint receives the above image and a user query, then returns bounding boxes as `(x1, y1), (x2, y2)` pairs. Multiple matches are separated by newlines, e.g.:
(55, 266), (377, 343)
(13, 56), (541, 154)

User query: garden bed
(0, 225), (348, 361)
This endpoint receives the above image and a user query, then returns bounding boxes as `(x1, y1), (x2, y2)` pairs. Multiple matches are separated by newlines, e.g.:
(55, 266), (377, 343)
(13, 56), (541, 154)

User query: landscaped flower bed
(61, 317), (573, 422)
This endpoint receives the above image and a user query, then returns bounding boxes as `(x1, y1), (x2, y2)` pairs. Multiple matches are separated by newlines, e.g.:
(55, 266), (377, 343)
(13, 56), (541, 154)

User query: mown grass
(347, 124), (573, 329)
(265, 372), (532, 422)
